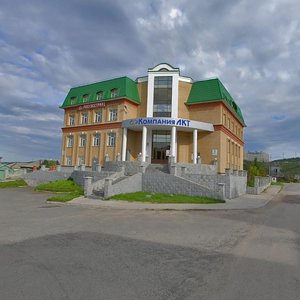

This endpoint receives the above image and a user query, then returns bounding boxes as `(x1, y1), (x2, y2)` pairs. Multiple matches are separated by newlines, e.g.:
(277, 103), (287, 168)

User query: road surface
(0, 184), (299, 299)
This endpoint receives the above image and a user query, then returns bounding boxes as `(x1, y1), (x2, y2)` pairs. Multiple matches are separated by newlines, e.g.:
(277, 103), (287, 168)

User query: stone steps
(145, 164), (169, 174)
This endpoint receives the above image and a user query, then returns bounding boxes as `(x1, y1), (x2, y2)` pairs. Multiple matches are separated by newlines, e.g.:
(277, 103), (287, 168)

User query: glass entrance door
(152, 130), (171, 164)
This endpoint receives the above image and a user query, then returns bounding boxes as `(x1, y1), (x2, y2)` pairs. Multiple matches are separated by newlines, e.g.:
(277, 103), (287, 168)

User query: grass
(0, 179), (27, 188)
(35, 179), (83, 202)
(109, 192), (224, 204)
(271, 181), (285, 192)
(271, 181), (285, 186)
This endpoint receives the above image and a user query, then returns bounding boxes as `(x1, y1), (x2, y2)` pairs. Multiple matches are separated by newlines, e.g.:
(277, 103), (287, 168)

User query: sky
(0, 0), (299, 162)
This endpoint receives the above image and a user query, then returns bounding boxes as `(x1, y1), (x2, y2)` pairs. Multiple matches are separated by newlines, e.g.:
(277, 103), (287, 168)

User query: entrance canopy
(122, 117), (214, 132)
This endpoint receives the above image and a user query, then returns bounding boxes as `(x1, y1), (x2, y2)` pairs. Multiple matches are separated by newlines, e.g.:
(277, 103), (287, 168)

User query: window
(226, 139), (230, 168)
(96, 91), (103, 100)
(70, 97), (77, 105)
(67, 135), (73, 147)
(153, 76), (172, 117)
(83, 94), (89, 103)
(95, 111), (102, 123)
(78, 156), (85, 165)
(93, 133), (100, 146)
(107, 132), (116, 146)
(109, 108), (118, 121)
(66, 156), (72, 166)
(223, 113), (226, 125)
(81, 112), (88, 124)
(80, 134), (86, 147)
(69, 114), (75, 126)
(110, 88), (118, 98)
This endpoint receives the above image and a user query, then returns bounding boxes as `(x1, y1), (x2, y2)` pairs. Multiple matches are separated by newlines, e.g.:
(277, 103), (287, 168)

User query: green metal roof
(187, 78), (245, 125)
(60, 76), (140, 108)
(0, 164), (13, 171)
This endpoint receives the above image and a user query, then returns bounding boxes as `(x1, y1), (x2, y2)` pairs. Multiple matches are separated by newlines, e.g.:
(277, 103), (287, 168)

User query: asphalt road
(0, 184), (299, 299)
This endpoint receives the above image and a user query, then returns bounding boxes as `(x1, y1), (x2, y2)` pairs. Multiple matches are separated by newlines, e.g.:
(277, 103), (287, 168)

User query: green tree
(42, 160), (57, 168)
(247, 158), (266, 187)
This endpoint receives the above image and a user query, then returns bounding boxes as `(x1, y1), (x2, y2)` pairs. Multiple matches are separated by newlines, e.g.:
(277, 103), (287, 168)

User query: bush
(247, 158), (267, 187)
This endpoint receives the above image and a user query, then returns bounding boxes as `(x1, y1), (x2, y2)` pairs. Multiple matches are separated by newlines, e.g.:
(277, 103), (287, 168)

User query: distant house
(0, 164), (14, 180)
(271, 166), (283, 177)
(9, 160), (41, 171)
(244, 151), (269, 162)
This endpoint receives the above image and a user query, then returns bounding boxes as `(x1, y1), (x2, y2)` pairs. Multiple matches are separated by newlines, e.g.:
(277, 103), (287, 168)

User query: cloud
(0, 0), (300, 161)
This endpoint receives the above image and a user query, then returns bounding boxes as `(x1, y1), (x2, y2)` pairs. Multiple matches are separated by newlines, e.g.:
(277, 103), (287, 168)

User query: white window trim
(70, 97), (76, 105)
(67, 135), (73, 147)
(93, 133), (100, 146)
(107, 132), (116, 147)
(80, 134), (86, 147)
(96, 92), (103, 101)
(146, 71), (179, 118)
(78, 156), (85, 165)
(95, 111), (102, 123)
(81, 112), (88, 124)
(69, 115), (75, 126)
(66, 156), (72, 165)
(83, 95), (89, 103)
(111, 88), (118, 98)
(109, 108), (118, 121)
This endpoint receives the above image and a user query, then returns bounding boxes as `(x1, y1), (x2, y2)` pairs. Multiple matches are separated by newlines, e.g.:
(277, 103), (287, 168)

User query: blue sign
(129, 118), (191, 127)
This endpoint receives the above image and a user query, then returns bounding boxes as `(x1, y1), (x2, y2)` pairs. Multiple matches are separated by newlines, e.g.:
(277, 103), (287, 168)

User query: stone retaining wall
(104, 173), (142, 198)
(142, 173), (221, 198)
(169, 163), (217, 176)
(247, 176), (271, 195)
(104, 161), (141, 175)
(22, 170), (72, 186)
(92, 170), (125, 192)
(71, 170), (115, 187)
(178, 169), (247, 199)
(22, 169), (115, 187)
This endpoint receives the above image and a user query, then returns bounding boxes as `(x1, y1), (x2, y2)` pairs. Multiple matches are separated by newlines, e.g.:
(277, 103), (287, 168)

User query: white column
(171, 126), (176, 161)
(142, 126), (147, 162)
(121, 128), (127, 161)
(193, 129), (198, 164)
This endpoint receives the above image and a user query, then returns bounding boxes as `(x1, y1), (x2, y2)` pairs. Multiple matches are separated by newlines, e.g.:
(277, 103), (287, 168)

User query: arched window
(70, 97), (77, 105)
(96, 91), (103, 100)
(110, 88), (118, 97)
(83, 94), (89, 103)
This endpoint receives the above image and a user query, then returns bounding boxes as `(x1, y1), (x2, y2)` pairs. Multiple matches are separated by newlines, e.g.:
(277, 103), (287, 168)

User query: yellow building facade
(60, 63), (245, 172)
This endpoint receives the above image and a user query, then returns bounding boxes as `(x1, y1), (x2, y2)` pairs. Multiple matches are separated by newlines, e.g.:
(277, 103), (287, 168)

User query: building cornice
(214, 124), (244, 146)
(63, 98), (139, 111)
(62, 122), (122, 132)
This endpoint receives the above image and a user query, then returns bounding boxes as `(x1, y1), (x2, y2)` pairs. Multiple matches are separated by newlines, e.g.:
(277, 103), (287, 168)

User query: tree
(247, 158), (267, 186)
(42, 160), (57, 168)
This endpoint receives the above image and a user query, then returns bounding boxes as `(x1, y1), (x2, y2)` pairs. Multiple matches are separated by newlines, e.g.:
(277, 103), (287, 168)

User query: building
(60, 63), (246, 173)
(0, 163), (14, 180)
(270, 166), (283, 178)
(9, 160), (42, 170)
(244, 151), (269, 162)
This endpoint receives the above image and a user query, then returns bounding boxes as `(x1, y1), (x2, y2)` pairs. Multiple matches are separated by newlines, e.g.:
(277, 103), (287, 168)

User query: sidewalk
(63, 185), (282, 211)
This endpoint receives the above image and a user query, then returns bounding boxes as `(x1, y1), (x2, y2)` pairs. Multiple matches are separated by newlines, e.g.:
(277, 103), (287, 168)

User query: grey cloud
(1, 0), (300, 161)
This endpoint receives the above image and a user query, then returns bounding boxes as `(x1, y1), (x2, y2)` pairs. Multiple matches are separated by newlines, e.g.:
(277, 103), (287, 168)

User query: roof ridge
(70, 76), (134, 90)
(193, 78), (219, 83)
